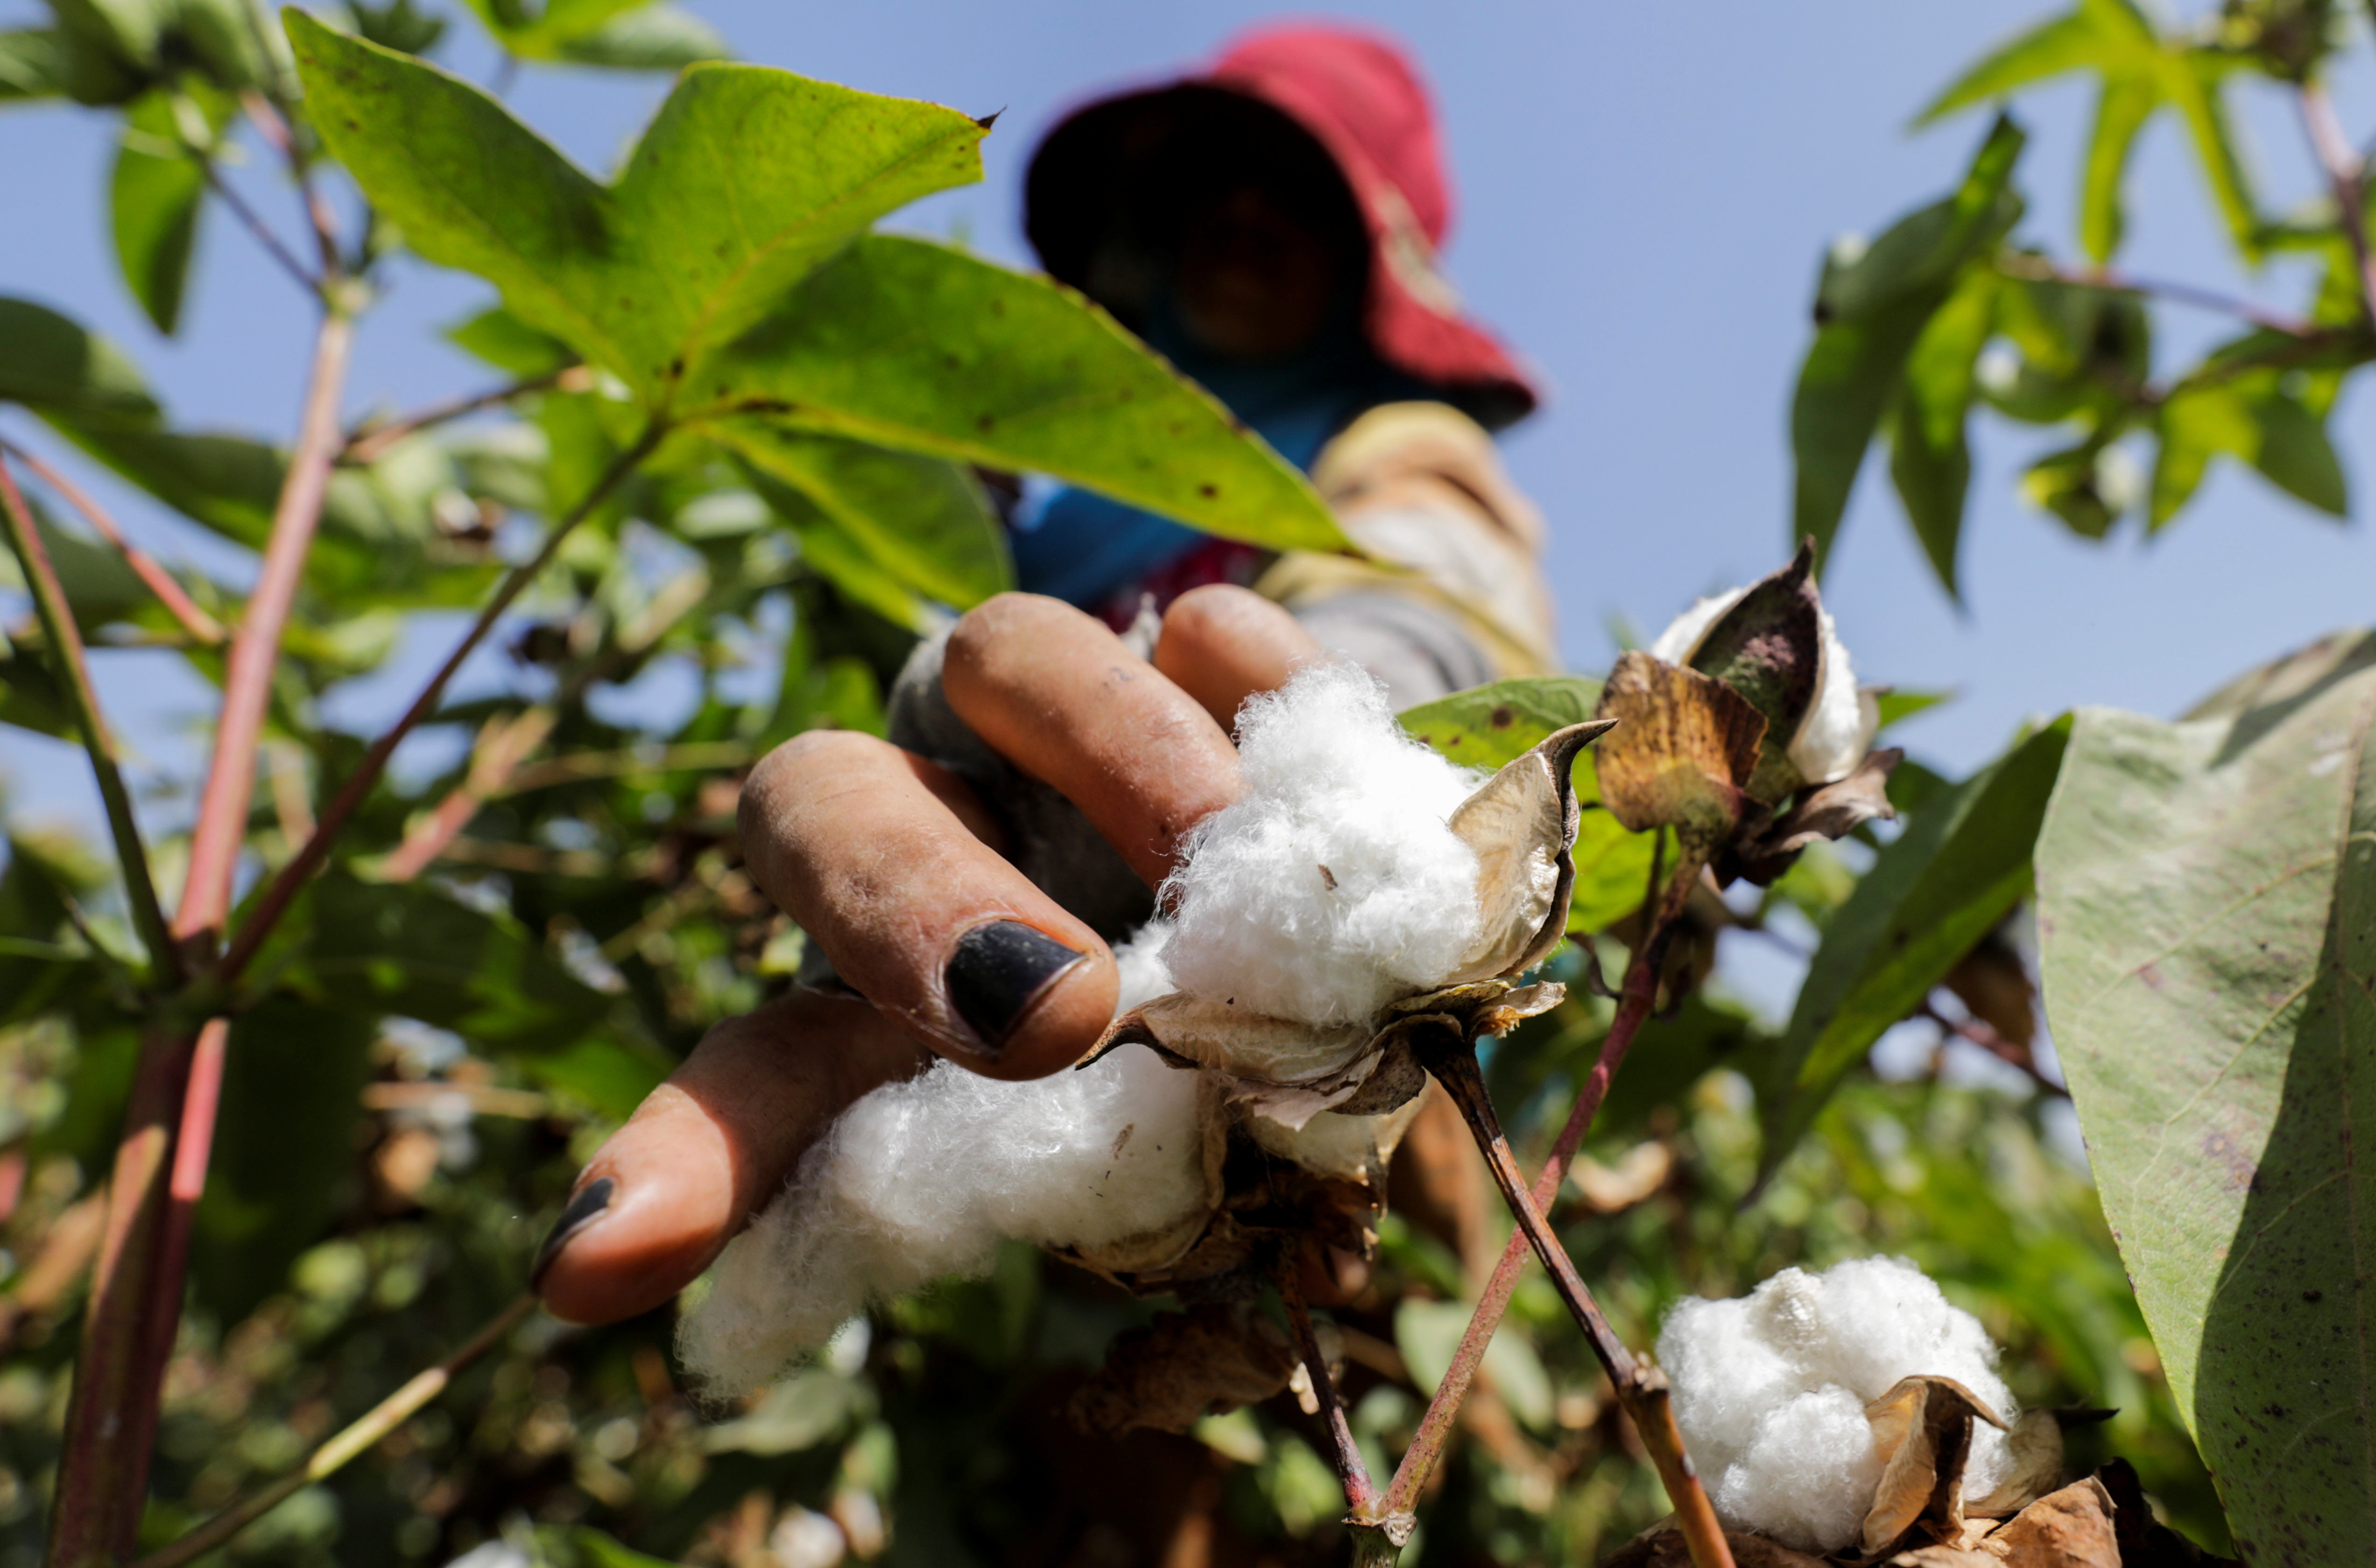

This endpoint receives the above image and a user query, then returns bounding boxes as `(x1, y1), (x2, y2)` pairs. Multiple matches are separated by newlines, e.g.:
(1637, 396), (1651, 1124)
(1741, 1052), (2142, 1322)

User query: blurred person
(534, 21), (1550, 1331)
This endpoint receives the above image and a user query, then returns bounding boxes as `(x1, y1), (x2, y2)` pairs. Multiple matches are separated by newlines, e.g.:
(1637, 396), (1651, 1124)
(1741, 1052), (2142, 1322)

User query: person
(534, 22), (1558, 1327)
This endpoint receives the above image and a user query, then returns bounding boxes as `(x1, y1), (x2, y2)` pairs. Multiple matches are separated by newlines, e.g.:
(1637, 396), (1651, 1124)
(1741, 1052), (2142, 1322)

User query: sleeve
(1255, 400), (1560, 683)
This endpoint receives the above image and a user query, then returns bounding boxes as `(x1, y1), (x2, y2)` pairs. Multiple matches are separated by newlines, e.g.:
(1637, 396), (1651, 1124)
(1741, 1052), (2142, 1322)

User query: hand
(533, 585), (1345, 1325)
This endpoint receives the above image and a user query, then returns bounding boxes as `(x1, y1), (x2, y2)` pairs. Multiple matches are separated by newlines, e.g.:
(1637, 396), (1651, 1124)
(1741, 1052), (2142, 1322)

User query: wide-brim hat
(1025, 23), (1542, 429)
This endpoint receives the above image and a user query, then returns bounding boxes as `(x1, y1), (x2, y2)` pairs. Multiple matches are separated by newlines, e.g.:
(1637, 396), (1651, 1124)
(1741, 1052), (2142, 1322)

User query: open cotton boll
(679, 930), (1203, 1393)
(1657, 1257), (2019, 1553)
(1649, 587), (1876, 787)
(1161, 661), (1485, 1027)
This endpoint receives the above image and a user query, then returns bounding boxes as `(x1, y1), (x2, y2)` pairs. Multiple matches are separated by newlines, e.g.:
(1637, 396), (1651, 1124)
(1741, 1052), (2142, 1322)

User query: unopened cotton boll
(1649, 586), (1876, 788)
(1657, 1256), (2020, 1554)
(1160, 661), (1486, 1027)
(678, 925), (1205, 1393)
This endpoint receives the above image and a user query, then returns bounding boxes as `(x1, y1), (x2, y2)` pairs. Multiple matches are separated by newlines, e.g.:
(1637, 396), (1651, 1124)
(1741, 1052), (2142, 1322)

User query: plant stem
(0, 460), (178, 984)
(376, 706), (559, 882)
(43, 309), (354, 1568)
(178, 308), (353, 959)
(341, 367), (581, 465)
(1991, 252), (2323, 339)
(1377, 861), (1698, 1520)
(2300, 79), (2376, 327)
(43, 1026), (198, 1568)
(217, 427), (662, 985)
(196, 155), (321, 298)
(1425, 1041), (1734, 1568)
(131, 1294), (539, 1568)
(0, 441), (227, 646)
(1278, 1256), (1377, 1518)
(1918, 998), (2067, 1097)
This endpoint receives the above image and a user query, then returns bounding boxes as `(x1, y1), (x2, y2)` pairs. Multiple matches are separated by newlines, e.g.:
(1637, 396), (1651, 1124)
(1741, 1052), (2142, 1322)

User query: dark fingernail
(945, 920), (1085, 1054)
(529, 1176), (613, 1290)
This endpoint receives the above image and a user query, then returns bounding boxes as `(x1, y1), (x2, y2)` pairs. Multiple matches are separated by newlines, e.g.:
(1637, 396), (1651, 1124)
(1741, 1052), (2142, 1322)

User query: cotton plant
(1610, 1257), (2178, 1568)
(682, 661), (1610, 1390)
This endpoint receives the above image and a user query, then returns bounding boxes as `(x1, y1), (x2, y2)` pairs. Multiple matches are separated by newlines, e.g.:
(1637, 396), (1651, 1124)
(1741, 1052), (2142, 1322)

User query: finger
(739, 729), (1119, 1076)
(1154, 583), (1324, 733)
(533, 988), (927, 1325)
(943, 592), (1242, 887)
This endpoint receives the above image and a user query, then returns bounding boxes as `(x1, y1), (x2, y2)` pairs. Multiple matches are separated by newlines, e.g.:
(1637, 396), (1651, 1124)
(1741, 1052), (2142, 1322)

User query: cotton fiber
(1160, 661), (1486, 1026)
(678, 924), (1205, 1393)
(1656, 1257), (2019, 1553)
(1650, 586), (1875, 788)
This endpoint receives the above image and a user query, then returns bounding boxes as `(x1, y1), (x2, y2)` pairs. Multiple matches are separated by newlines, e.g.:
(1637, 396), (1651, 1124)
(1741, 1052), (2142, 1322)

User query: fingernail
(945, 920), (1085, 1054)
(529, 1176), (613, 1290)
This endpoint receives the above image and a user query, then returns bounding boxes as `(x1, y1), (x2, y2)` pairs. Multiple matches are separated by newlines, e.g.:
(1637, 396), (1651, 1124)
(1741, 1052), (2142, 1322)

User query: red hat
(1025, 24), (1541, 428)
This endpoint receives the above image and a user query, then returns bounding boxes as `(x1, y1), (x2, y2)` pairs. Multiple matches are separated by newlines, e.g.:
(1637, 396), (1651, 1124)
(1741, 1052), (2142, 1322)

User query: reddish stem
(342, 366), (581, 466)
(44, 309), (353, 1568)
(1278, 1258), (1377, 1519)
(1428, 1041), (1734, 1568)
(0, 442), (227, 646)
(2301, 80), (2376, 328)
(216, 426), (661, 985)
(178, 310), (354, 958)
(1377, 862), (1696, 1520)
(44, 1028), (197, 1568)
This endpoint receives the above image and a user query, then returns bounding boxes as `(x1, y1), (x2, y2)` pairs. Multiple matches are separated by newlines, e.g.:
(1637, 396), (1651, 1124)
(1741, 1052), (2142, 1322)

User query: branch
(238, 90), (340, 279)
(1424, 1040), (1734, 1568)
(2300, 79), (2376, 327)
(216, 427), (663, 985)
(197, 157), (319, 297)
(376, 706), (559, 882)
(132, 1294), (538, 1568)
(1278, 1259), (1378, 1519)
(1378, 857), (1697, 1521)
(0, 458), (177, 981)
(45, 310), (354, 1568)
(342, 366), (584, 465)
(1992, 251), (2325, 340)
(0, 441), (227, 646)
(1918, 998), (2068, 1098)
(177, 309), (355, 957)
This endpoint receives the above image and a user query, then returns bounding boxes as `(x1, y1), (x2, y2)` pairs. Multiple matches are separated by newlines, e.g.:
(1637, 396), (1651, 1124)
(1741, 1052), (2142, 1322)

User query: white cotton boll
(1161, 661), (1485, 1027)
(678, 1039), (1207, 1394)
(1657, 1257), (2020, 1553)
(1111, 920), (1176, 1015)
(1649, 586), (1747, 666)
(1786, 606), (1875, 786)
(1717, 1386), (1881, 1554)
(1648, 588), (1877, 787)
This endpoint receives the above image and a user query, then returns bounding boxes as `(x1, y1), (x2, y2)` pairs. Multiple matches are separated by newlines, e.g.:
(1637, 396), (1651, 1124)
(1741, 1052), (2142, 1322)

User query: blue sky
(3, 0), (2374, 839)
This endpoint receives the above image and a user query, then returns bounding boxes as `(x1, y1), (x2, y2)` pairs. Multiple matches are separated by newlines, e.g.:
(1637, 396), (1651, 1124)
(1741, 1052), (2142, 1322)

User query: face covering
(1008, 289), (1428, 610)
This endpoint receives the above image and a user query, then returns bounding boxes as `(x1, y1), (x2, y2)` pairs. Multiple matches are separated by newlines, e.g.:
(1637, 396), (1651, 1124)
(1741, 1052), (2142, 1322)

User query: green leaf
(0, 28), (73, 100)
(2152, 379), (2345, 528)
(2036, 633), (2376, 1562)
(1396, 675), (1656, 931)
(2080, 71), (2157, 262)
(0, 296), (161, 423)
(1916, 10), (2105, 124)
(716, 423), (1009, 609)
(445, 304), (575, 376)
(1758, 717), (2072, 1179)
(1795, 117), (2024, 568)
(700, 236), (1342, 554)
(2246, 390), (2347, 517)
(191, 996), (376, 1324)
(111, 90), (210, 335)
(279, 870), (640, 1068)
(0, 492), (153, 635)
(2157, 49), (2259, 261)
(550, 4), (723, 69)
(1873, 688), (1953, 731)
(1888, 264), (1998, 597)
(288, 11), (985, 404)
